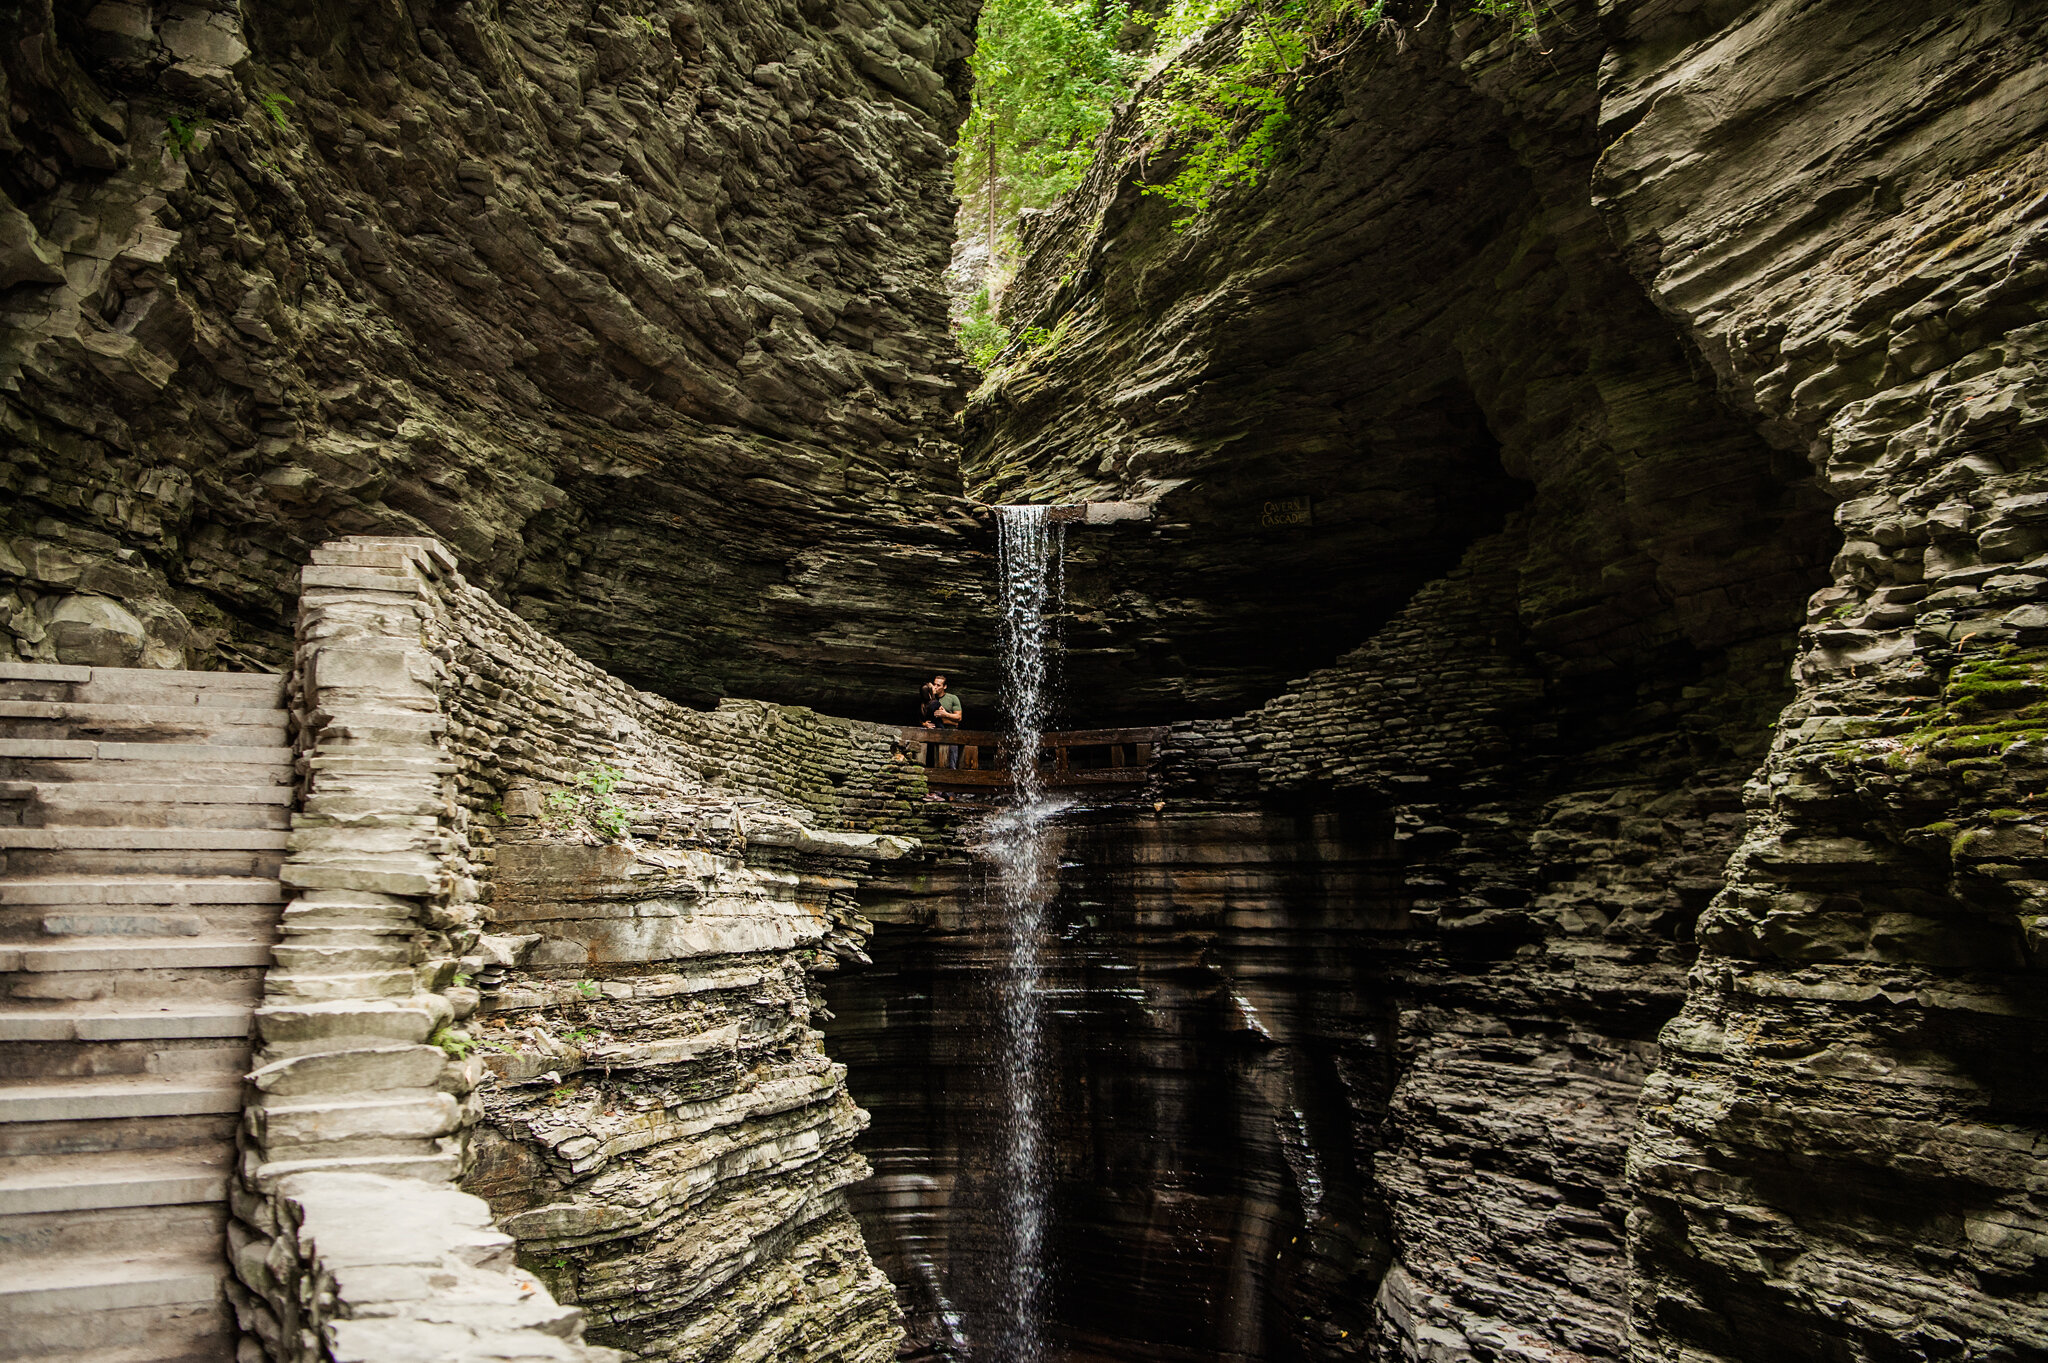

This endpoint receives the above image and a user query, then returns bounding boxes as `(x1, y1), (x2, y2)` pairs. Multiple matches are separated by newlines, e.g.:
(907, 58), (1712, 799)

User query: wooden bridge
(901, 726), (1167, 799)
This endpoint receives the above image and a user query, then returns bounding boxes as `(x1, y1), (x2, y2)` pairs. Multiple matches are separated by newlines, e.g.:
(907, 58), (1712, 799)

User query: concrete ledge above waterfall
(976, 501), (1153, 526)
(1046, 501), (1151, 525)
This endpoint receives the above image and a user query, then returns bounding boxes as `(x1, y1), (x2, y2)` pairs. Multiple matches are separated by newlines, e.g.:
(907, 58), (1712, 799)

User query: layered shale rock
(0, 0), (991, 715)
(1592, 4), (2048, 1358)
(881, 0), (2048, 1359)
(258, 534), (961, 1361)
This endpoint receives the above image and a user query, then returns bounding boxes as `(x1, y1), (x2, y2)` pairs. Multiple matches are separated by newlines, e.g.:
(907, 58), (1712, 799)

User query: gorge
(1, 1), (2045, 1362)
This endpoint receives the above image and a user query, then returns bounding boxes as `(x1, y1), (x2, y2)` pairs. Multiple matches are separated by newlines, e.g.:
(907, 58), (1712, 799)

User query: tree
(956, 0), (1143, 286)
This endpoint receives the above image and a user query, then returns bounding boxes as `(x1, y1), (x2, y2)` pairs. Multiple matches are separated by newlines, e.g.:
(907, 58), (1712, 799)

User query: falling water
(982, 504), (1067, 1362)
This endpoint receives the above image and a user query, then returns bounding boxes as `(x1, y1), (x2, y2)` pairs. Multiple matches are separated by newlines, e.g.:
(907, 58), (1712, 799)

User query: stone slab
(0, 877), (284, 905)
(0, 1074), (243, 1122)
(0, 829), (290, 850)
(0, 663), (92, 683)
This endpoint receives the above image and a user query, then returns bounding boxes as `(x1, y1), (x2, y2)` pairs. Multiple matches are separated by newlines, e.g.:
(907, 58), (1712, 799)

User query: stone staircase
(0, 662), (292, 1363)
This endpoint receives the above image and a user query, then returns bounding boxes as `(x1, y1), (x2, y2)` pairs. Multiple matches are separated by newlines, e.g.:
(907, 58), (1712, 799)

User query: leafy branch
(544, 759), (636, 842)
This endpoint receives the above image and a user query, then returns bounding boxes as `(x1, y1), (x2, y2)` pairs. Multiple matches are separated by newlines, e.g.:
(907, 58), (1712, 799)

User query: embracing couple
(918, 673), (964, 782)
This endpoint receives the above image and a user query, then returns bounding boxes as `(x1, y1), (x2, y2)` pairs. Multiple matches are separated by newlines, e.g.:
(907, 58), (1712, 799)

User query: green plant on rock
(1888, 647), (2048, 766)
(1132, 0), (1383, 226)
(162, 112), (211, 159)
(1470, 0), (1552, 45)
(254, 91), (294, 130)
(958, 287), (1012, 369)
(584, 760), (625, 797)
(544, 759), (637, 842)
(1129, 0), (1556, 227)
(429, 1026), (476, 1059)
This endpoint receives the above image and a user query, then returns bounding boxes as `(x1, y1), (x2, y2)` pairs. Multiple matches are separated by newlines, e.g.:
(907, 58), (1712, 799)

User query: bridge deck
(900, 726), (1166, 797)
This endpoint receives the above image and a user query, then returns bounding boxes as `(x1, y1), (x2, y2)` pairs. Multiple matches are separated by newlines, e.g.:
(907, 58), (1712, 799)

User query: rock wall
(0, 0), (991, 717)
(929, 0), (2048, 1359)
(256, 532), (958, 1362)
(1592, 3), (2048, 1357)
(430, 533), (941, 1361)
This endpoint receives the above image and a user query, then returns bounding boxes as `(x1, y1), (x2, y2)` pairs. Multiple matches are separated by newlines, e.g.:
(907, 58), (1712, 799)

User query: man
(917, 674), (945, 767)
(935, 683), (964, 771)
(917, 676), (965, 798)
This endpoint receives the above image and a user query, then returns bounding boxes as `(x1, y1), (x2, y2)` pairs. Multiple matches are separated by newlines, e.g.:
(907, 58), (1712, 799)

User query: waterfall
(982, 504), (1067, 1362)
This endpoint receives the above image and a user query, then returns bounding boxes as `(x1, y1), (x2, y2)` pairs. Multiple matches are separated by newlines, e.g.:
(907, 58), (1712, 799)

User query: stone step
(0, 936), (271, 974)
(262, 969), (417, 1002)
(0, 794), (290, 832)
(254, 998), (441, 1050)
(0, 1248), (225, 1315)
(0, 780), (293, 808)
(251, 1089), (461, 1149)
(0, 1198), (225, 1267)
(0, 1036), (248, 1083)
(247, 1150), (461, 1190)
(0, 1147), (229, 1216)
(0, 905), (278, 943)
(0, 1294), (235, 1362)
(269, 942), (413, 973)
(0, 828), (290, 851)
(0, 1111), (236, 1160)
(0, 661), (284, 707)
(3, 848), (286, 881)
(0, 702), (287, 746)
(0, 1074), (243, 1124)
(0, 739), (291, 764)
(0, 757), (292, 787)
(3, 1338), (236, 1363)
(0, 876), (283, 906)
(2, 970), (263, 1013)
(0, 1001), (253, 1042)
(0, 700), (286, 725)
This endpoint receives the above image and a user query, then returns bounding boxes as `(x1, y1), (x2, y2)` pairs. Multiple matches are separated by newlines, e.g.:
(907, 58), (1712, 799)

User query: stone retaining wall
(235, 534), (925, 1361)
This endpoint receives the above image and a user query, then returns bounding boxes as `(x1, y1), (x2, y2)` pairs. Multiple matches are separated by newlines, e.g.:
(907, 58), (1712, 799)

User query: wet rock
(942, 0), (2048, 1359)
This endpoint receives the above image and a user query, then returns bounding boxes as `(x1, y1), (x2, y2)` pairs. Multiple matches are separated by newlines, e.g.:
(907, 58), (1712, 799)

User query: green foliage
(958, 287), (1012, 368)
(162, 113), (210, 159)
(956, 0), (1557, 251)
(584, 760), (625, 797)
(1887, 648), (2048, 766)
(544, 759), (636, 841)
(429, 1026), (476, 1059)
(957, 0), (1145, 270)
(254, 91), (294, 130)
(1469, 0), (1550, 44)
(575, 978), (601, 1000)
(1132, 0), (1383, 225)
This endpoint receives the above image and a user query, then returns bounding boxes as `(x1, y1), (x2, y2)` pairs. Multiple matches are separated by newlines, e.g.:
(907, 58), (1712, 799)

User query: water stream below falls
(980, 505), (1069, 1362)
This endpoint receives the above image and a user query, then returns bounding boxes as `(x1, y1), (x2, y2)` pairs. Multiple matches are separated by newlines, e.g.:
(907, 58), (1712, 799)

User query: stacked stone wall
(237, 533), (923, 1362)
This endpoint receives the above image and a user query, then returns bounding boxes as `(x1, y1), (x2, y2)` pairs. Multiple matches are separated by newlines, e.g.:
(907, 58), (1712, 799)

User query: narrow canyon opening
(1, 2), (2044, 1362)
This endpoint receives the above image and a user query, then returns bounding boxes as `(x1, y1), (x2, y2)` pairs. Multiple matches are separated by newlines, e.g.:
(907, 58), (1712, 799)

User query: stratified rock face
(923, 0), (2048, 1360)
(960, 0), (1831, 721)
(389, 540), (952, 1361)
(831, 807), (1406, 1362)
(1592, 3), (2048, 1358)
(0, 0), (991, 716)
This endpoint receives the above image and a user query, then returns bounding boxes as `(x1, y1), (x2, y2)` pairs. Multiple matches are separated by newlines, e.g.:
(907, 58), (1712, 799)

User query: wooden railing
(900, 726), (1167, 797)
